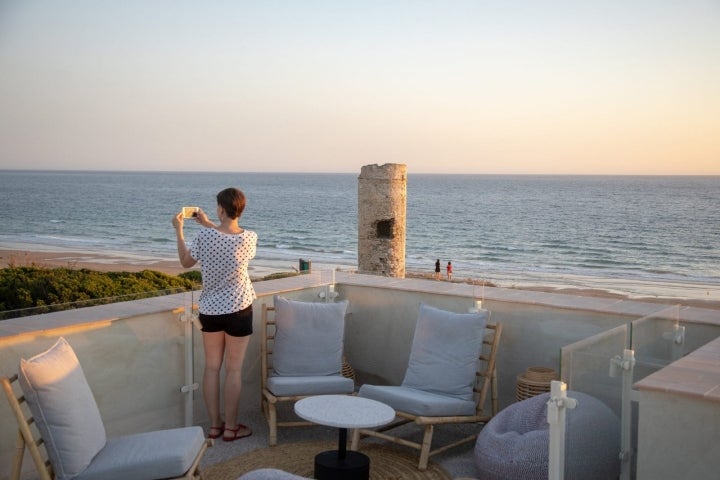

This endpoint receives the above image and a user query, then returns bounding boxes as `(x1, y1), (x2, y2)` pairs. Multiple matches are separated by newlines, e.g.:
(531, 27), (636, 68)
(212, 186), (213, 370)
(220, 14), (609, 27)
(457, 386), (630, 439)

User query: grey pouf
(474, 391), (620, 480)
(237, 469), (310, 480)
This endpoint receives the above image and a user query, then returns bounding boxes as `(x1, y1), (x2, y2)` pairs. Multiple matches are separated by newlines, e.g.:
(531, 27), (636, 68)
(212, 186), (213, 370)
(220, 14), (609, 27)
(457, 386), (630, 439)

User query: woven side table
(342, 356), (356, 381)
(516, 366), (558, 401)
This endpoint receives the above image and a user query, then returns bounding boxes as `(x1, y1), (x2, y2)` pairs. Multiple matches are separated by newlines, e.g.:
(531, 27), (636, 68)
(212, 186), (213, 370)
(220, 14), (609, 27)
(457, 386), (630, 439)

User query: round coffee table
(294, 395), (395, 480)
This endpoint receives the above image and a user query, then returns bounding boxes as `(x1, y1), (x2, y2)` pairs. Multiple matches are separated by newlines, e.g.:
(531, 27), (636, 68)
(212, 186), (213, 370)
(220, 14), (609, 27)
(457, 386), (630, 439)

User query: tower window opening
(376, 219), (394, 239)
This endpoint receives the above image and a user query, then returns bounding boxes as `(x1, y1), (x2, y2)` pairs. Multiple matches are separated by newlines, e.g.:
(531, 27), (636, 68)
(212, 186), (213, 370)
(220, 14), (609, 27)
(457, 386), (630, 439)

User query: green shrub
(0, 265), (303, 320)
(179, 270), (202, 283)
(261, 271), (300, 281)
(0, 267), (199, 318)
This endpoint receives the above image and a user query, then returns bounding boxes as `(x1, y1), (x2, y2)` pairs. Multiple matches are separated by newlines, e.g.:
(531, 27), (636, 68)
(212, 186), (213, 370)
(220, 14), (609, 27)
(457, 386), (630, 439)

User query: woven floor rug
(203, 440), (452, 480)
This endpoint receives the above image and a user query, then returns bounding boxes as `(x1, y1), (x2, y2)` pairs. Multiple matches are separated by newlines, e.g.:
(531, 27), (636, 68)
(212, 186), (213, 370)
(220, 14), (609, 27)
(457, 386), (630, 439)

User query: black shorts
(198, 304), (253, 337)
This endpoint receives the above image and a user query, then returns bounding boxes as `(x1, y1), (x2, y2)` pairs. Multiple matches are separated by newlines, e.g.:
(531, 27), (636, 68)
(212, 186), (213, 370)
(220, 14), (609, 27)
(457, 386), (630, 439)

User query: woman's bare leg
(202, 331), (226, 430)
(223, 333), (251, 435)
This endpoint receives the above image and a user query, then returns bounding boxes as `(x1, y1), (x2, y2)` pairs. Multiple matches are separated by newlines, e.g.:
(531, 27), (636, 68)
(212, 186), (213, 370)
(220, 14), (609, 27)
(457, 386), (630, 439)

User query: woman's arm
(195, 209), (216, 228)
(172, 213), (198, 268)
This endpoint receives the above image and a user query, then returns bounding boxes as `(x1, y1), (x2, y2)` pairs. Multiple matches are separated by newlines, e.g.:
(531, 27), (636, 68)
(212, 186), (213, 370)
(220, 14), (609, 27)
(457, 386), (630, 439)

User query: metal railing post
(547, 380), (577, 480)
(610, 348), (636, 480)
(179, 302), (200, 427)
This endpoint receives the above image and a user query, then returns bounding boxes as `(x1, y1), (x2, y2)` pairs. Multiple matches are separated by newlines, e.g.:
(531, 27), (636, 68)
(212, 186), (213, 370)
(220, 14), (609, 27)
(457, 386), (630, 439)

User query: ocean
(1, 170), (719, 300)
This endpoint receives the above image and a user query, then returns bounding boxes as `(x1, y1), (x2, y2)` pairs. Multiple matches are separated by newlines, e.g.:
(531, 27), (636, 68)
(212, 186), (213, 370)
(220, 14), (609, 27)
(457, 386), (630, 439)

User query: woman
(172, 187), (256, 442)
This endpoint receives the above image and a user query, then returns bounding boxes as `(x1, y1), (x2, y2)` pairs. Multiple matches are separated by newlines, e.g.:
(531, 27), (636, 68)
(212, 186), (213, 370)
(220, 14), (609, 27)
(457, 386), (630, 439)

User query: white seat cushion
(75, 427), (205, 480)
(272, 296), (349, 376)
(359, 384), (476, 417)
(18, 337), (107, 480)
(267, 375), (355, 397)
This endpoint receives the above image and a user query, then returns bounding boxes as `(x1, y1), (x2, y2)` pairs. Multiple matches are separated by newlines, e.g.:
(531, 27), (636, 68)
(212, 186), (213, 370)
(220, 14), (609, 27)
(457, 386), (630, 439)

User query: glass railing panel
(0, 285), (201, 320)
(560, 324), (630, 477)
(630, 305), (684, 382)
(560, 306), (698, 480)
(560, 323), (628, 416)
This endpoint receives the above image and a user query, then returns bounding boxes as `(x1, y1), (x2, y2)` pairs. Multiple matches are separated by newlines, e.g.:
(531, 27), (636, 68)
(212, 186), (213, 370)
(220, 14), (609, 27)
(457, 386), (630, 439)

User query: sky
(0, 1), (718, 175)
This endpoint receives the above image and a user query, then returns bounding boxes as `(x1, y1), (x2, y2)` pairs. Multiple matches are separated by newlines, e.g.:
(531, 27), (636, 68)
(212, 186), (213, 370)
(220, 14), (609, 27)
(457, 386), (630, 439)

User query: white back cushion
(272, 296), (349, 376)
(18, 337), (107, 480)
(401, 303), (488, 401)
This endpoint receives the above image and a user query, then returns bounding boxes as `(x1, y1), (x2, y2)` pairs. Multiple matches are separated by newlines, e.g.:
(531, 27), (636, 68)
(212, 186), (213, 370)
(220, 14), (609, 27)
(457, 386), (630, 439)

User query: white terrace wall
(634, 335), (720, 480)
(1, 272), (718, 477)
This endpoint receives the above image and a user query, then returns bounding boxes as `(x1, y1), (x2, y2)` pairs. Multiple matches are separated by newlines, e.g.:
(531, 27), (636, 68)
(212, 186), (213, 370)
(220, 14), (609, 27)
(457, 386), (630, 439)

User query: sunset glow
(0, 1), (718, 174)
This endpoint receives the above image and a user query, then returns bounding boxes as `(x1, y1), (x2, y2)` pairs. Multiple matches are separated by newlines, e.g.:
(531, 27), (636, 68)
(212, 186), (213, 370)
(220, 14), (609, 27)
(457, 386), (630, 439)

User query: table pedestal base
(314, 450), (369, 480)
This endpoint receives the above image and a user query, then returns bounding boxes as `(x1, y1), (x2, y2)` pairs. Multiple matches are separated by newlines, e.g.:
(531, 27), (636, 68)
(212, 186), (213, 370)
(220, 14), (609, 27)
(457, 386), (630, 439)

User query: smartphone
(182, 207), (199, 219)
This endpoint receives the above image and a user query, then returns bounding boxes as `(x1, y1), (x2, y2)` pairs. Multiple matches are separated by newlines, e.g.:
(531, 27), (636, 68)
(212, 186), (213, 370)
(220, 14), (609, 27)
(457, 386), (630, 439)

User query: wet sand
(2, 247), (719, 310)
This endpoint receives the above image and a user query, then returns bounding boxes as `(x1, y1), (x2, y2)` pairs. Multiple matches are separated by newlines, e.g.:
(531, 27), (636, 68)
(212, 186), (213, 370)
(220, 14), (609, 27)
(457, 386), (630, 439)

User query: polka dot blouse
(189, 227), (257, 315)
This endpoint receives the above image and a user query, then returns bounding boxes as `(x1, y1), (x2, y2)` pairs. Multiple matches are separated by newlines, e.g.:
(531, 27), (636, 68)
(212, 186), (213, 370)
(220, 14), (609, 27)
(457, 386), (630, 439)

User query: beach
(1, 248), (188, 275)
(0, 246), (356, 282)
(0, 247), (294, 279)
(3, 246), (719, 310)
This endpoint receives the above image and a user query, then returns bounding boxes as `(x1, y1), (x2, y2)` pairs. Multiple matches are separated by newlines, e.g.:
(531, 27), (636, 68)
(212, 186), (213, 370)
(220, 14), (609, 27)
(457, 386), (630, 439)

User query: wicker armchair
(2, 337), (209, 480)
(351, 303), (502, 470)
(260, 296), (355, 446)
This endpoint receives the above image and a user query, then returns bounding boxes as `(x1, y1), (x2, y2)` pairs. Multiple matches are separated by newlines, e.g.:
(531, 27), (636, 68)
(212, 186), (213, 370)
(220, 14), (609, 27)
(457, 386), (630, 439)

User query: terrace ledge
(635, 335), (720, 404)
(1, 271), (718, 339)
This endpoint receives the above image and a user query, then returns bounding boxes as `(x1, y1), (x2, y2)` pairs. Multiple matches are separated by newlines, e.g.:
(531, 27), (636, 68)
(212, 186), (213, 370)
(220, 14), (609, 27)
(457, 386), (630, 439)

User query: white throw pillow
(401, 303), (488, 401)
(272, 296), (349, 376)
(18, 337), (107, 480)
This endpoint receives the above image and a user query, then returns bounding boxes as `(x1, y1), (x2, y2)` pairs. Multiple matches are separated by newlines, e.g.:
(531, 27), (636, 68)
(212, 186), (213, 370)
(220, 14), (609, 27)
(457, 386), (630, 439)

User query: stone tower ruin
(357, 163), (407, 277)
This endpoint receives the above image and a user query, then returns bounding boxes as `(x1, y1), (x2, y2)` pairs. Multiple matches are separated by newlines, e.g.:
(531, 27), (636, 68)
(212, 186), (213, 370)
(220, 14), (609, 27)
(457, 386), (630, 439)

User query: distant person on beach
(447, 261), (453, 280)
(435, 259), (441, 280)
(173, 187), (256, 442)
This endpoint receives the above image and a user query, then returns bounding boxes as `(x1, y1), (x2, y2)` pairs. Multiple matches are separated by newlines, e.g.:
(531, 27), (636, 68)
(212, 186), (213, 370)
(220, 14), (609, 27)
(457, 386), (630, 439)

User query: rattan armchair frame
(351, 322), (503, 470)
(261, 305), (315, 446)
(1, 374), (209, 480)
(260, 304), (356, 446)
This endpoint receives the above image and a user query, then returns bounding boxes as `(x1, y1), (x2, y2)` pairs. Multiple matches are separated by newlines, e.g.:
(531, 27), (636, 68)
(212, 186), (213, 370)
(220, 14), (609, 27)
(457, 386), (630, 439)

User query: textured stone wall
(357, 163), (407, 277)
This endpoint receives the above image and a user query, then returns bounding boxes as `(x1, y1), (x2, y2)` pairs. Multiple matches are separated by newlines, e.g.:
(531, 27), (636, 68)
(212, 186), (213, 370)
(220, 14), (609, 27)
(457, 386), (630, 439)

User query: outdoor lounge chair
(261, 296), (355, 446)
(351, 303), (502, 470)
(1, 337), (210, 480)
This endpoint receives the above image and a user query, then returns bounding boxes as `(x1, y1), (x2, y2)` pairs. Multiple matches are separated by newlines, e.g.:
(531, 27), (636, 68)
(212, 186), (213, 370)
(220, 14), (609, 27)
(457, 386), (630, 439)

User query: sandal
(223, 424), (252, 442)
(208, 423), (225, 439)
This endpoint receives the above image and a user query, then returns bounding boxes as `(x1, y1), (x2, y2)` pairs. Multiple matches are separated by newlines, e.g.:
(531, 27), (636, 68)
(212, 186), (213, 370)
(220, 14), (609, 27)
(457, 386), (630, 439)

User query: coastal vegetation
(0, 263), (503, 320)
(0, 266), (301, 320)
(0, 266), (199, 319)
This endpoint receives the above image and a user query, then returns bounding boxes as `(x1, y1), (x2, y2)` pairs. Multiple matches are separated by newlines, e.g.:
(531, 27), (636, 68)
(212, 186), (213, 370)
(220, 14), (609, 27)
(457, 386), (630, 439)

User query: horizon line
(2, 168), (719, 177)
